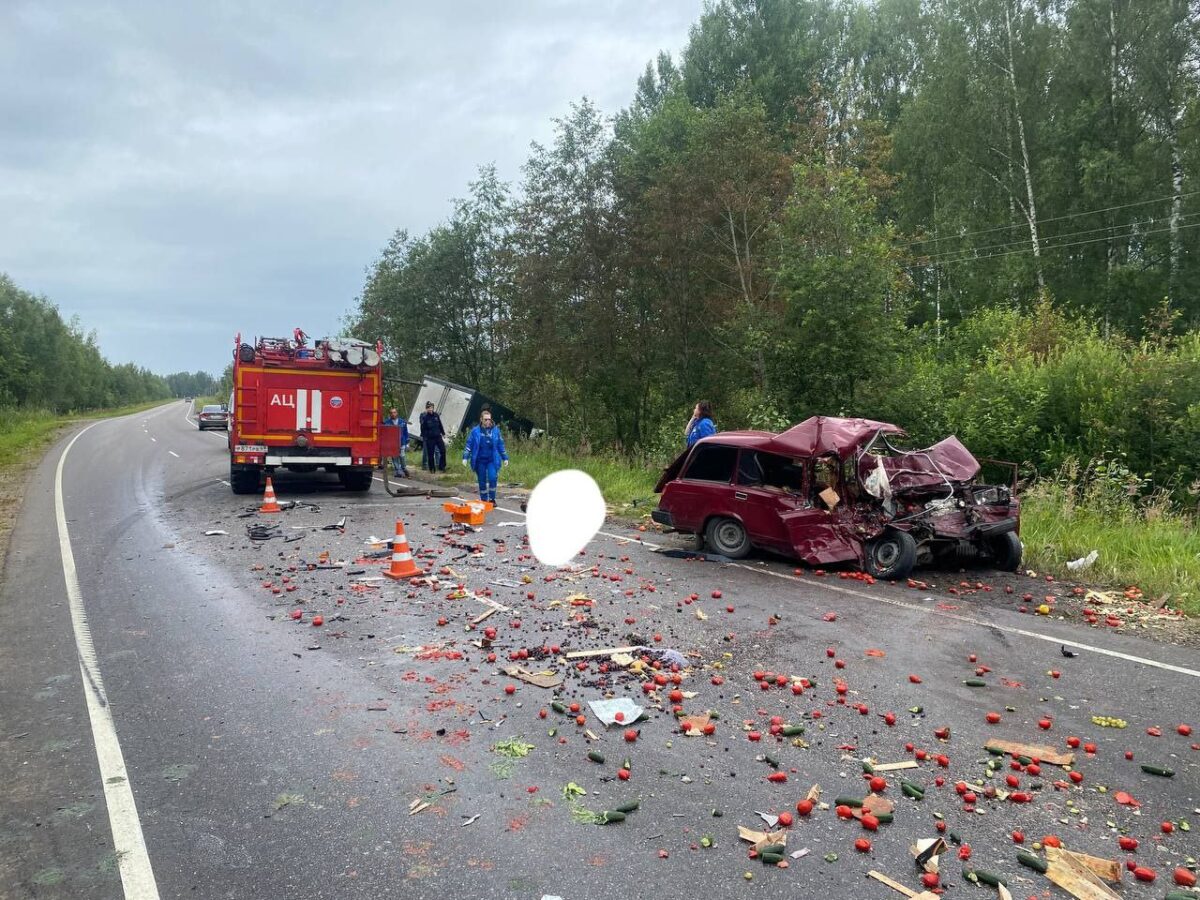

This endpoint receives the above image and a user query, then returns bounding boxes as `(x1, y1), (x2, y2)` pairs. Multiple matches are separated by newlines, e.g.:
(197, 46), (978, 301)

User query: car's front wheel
(705, 516), (750, 558)
(987, 531), (1023, 572)
(864, 530), (918, 580)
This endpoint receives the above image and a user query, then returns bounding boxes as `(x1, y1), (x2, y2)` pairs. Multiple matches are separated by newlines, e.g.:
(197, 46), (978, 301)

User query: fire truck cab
(227, 332), (395, 495)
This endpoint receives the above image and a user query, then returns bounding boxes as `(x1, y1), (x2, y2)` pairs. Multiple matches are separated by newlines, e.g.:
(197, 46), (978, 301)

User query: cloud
(0, 0), (701, 375)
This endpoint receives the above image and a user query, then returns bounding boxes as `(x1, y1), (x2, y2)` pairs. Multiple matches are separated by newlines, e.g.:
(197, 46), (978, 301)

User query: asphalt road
(1, 402), (1196, 900)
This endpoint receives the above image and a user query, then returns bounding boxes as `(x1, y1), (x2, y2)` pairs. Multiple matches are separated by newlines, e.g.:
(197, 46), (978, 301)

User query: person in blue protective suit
(685, 400), (717, 447)
(462, 408), (508, 503)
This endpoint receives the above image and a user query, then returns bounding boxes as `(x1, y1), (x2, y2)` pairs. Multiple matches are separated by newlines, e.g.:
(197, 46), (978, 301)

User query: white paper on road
(587, 697), (645, 726)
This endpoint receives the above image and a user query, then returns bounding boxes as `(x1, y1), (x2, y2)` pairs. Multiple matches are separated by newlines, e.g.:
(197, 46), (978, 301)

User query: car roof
(693, 430), (777, 447)
(201, 405), (225, 411)
(694, 417), (906, 459)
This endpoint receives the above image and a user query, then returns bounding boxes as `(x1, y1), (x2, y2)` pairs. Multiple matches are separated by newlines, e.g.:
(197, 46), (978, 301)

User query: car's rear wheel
(864, 530), (917, 580)
(987, 531), (1023, 572)
(705, 516), (750, 558)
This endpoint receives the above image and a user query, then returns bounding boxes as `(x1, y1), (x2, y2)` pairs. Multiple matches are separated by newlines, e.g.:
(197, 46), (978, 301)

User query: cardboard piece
(911, 837), (947, 874)
(819, 487), (840, 510)
(680, 714), (712, 736)
(1044, 846), (1121, 900)
(502, 666), (564, 689)
(737, 826), (787, 852)
(984, 739), (1074, 767)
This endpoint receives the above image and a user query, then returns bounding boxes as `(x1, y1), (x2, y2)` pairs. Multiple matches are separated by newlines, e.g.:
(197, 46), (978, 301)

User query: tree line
(350, 0), (1199, 488)
(0, 273), (211, 412)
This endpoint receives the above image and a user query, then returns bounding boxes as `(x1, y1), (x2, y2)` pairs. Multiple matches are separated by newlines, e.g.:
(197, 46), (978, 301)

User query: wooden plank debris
(984, 739), (1075, 767)
(1044, 847), (1121, 900)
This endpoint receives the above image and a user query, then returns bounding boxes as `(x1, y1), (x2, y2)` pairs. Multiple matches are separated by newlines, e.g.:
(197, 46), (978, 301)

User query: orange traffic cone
(383, 518), (420, 580)
(259, 476), (282, 513)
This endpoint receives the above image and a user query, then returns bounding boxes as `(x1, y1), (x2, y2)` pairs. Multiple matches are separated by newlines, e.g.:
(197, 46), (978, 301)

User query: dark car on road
(197, 404), (229, 431)
(652, 416), (1021, 580)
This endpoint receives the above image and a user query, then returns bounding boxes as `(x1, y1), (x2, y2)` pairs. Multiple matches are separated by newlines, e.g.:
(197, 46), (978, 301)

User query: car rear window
(684, 444), (737, 483)
(202, 406), (224, 413)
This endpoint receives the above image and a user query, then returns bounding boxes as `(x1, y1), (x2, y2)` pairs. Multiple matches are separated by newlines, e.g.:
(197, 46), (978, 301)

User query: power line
(904, 220), (1200, 270)
(896, 189), (1200, 249)
(917, 211), (1200, 266)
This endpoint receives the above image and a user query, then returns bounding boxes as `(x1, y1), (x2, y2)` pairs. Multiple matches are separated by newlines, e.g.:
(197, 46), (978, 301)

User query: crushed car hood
(865, 435), (982, 493)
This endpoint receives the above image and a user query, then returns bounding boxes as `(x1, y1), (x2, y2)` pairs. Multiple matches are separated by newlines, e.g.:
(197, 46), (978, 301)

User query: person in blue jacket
(462, 408), (508, 503)
(382, 407), (410, 477)
(685, 400), (717, 447)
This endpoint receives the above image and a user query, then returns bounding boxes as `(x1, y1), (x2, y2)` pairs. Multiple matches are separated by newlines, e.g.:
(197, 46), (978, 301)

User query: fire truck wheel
(230, 467), (260, 495)
(338, 469), (373, 492)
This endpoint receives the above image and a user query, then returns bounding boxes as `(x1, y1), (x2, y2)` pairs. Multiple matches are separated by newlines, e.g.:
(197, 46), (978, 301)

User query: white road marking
(727, 562), (1200, 679)
(168, 451), (179, 458)
(149, 437), (156, 442)
(217, 479), (231, 486)
(54, 424), (161, 898)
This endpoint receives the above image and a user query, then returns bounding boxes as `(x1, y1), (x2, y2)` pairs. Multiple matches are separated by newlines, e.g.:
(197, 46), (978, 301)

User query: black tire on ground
(704, 516), (751, 558)
(864, 529), (918, 580)
(230, 466), (260, 495)
(988, 531), (1023, 572)
(339, 469), (374, 492)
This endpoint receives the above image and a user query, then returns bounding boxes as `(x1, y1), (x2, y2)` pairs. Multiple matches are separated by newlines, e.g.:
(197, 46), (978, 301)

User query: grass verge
(423, 438), (663, 516)
(0, 400), (176, 572)
(1020, 482), (1200, 616)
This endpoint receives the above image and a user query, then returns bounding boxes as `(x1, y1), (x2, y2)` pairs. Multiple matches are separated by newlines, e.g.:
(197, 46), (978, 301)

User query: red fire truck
(226, 331), (399, 495)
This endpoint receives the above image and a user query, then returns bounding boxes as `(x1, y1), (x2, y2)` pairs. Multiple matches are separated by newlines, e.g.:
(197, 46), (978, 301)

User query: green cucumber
(551, 701), (568, 714)
(760, 852), (784, 865)
(599, 810), (625, 824)
(1167, 892), (1199, 900)
(1140, 764), (1175, 777)
(901, 781), (925, 799)
(587, 750), (605, 764)
(986, 745), (1005, 756)
(963, 678), (987, 687)
(963, 868), (1007, 887)
(759, 843), (786, 856)
(862, 760), (875, 774)
(833, 796), (864, 808)
(763, 754), (780, 768)
(781, 725), (805, 736)
(615, 800), (640, 813)
(874, 813), (894, 824)
(1016, 851), (1048, 873)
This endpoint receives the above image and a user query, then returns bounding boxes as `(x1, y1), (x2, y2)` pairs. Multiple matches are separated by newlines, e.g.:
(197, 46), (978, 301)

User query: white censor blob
(526, 469), (606, 566)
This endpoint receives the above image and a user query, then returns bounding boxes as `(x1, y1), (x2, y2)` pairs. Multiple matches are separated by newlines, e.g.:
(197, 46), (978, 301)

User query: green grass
(428, 438), (663, 515)
(0, 400), (174, 468)
(1021, 482), (1200, 616)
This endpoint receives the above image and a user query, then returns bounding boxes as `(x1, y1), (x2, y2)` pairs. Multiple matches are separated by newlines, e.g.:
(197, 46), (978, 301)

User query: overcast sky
(1, 1), (702, 376)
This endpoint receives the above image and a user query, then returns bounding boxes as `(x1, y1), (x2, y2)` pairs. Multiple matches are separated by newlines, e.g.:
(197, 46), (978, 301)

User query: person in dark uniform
(419, 401), (447, 472)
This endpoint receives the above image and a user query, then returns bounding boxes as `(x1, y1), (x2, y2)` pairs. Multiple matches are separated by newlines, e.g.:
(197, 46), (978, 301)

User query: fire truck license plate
(235, 445), (268, 453)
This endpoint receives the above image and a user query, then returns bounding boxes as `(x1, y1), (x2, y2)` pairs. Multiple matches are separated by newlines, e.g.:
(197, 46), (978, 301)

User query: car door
(729, 450), (797, 553)
(781, 454), (862, 564)
(665, 443), (739, 533)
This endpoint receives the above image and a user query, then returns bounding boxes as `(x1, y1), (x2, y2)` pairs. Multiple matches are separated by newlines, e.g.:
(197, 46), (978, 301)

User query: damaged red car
(652, 416), (1021, 580)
